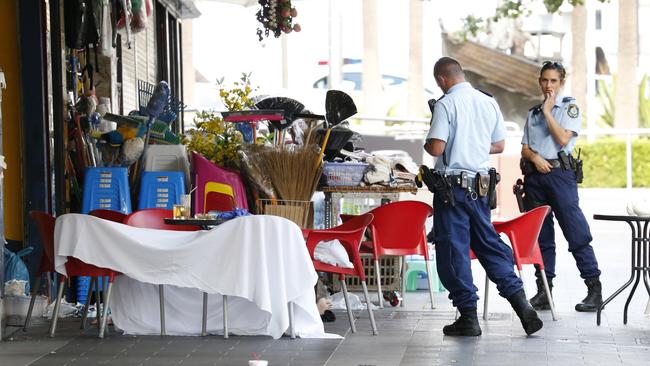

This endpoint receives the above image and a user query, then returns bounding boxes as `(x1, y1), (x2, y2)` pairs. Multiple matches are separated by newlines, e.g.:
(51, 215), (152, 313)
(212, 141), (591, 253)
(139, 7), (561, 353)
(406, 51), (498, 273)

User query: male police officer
(424, 57), (542, 336)
(521, 61), (602, 312)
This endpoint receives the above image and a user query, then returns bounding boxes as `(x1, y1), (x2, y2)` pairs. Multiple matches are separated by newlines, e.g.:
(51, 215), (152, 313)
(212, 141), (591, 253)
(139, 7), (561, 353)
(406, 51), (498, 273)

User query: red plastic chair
(68, 210), (130, 330)
(492, 205), (556, 320)
(341, 201), (434, 309)
(28, 211), (120, 338)
(123, 208), (200, 231)
(88, 209), (128, 223)
(24, 211), (59, 333)
(122, 209), (219, 337)
(205, 191), (236, 212)
(303, 213), (378, 335)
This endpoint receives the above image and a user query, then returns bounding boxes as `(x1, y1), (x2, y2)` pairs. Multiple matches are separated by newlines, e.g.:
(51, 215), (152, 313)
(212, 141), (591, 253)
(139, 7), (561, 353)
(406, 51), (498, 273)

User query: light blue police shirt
(425, 82), (506, 175)
(521, 95), (581, 159)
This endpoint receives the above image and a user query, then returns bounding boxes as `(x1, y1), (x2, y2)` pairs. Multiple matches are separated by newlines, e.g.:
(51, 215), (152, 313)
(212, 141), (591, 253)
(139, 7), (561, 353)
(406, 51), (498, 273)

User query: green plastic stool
(405, 260), (445, 292)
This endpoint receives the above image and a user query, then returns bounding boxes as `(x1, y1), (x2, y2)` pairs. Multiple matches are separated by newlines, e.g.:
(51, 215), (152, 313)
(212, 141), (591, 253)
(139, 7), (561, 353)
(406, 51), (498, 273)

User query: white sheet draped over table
(54, 213), (337, 339)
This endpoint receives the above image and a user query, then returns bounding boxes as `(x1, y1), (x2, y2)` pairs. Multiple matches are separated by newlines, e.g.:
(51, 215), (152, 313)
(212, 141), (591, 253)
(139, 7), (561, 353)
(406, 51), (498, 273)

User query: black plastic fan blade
(255, 97), (304, 120)
(325, 90), (357, 127)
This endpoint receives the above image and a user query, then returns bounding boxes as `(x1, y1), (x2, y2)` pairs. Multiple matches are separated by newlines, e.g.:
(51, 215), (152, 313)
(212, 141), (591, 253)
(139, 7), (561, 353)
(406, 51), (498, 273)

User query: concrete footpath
(1, 188), (649, 366)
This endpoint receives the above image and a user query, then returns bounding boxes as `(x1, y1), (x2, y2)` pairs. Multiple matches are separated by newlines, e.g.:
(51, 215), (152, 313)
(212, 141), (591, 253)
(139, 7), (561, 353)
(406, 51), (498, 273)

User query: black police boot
(575, 277), (603, 312)
(508, 290), (543, 335)
(443, 308), (481, 336)
(529, 277), (552, 310)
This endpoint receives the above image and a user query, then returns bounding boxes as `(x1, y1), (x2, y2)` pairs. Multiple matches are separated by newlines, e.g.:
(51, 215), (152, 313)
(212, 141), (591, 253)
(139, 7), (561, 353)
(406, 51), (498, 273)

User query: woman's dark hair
(540, 61), (566, 81)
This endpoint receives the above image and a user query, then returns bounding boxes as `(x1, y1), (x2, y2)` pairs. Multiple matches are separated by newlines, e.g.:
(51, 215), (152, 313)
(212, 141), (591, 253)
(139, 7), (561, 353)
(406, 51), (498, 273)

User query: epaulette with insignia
(477, 89), (493, 98)
(562, 96), (575, 103)
(529, 104), (542, 115)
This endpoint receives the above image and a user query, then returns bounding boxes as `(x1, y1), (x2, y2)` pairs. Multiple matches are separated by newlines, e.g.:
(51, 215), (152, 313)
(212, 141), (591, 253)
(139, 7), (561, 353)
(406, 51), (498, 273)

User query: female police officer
(520, 61), (602, 312)
(425, 57), (542, 336)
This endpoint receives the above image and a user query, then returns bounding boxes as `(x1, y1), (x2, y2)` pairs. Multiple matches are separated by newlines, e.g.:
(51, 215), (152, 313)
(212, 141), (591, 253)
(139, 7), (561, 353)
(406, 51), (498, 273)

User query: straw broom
(255, 143), (322, 202)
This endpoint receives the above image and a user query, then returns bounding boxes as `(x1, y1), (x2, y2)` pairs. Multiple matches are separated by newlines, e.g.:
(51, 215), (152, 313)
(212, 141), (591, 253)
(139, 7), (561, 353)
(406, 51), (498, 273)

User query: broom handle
(131, 116), (154, 205)
(314, 128), (332, 171)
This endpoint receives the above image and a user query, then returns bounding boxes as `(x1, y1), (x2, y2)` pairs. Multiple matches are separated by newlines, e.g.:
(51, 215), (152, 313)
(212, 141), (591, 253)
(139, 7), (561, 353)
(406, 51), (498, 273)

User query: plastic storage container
(143, 145), (191, 190)
(321, 162), (368, 187)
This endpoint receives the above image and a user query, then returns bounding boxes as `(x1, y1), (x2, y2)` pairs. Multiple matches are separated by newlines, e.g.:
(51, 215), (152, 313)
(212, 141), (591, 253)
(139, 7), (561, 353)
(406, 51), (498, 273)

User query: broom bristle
(248, 143), (322, 202)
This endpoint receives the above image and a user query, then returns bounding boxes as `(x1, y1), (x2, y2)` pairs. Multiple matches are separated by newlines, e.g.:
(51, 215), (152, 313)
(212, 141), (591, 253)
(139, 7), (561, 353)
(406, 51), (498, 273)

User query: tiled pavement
(1, 189), (650, 365)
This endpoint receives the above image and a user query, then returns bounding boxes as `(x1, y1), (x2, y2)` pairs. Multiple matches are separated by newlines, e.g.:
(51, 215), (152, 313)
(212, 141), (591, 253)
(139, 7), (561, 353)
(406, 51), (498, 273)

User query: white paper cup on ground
(248, 361), (268, 366)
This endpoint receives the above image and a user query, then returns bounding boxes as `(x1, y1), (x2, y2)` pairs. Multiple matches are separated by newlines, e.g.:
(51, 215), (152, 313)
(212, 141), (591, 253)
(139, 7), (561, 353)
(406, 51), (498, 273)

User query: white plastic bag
(314, 239), (353, 268)
(329, 291), (375, 311)
(45, 299), (78, 319)
(4, 279), (28, 296)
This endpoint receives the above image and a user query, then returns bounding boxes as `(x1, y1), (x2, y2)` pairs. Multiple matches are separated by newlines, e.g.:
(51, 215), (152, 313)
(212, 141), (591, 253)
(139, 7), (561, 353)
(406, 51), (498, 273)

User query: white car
(310, 70), (437, 117)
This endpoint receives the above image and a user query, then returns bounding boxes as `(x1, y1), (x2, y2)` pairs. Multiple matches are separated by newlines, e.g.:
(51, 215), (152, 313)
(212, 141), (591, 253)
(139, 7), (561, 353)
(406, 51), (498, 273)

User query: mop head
(121, 137), (144, 165)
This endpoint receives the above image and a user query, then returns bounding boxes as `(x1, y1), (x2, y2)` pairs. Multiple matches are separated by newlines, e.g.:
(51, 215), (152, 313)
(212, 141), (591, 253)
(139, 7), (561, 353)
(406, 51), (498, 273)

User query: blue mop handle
(134, 82), (170, 201)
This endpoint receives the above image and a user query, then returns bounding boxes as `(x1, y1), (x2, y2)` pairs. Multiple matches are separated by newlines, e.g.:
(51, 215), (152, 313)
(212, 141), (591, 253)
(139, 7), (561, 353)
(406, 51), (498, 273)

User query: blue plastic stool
(78, 167), (132, 303)
(405, 260), (445, 292)
(138, 171), (186, 210)
(81, 167), (132, 215)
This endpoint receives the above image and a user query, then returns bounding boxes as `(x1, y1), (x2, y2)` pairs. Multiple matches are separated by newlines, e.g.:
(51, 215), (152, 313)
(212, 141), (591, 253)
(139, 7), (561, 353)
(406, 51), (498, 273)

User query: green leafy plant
(579, 137), (650, 187)
(596, 77), (615, 128)
(184, 73), (259, 168)
(640, 74), (650, 128)
(460, 0), (608, 38)
(459, 15), (485, 39)
(597, 74), (650, 129)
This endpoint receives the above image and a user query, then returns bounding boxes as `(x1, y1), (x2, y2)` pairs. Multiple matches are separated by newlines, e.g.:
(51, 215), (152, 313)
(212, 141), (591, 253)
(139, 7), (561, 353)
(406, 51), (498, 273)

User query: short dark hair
(540, 61), (566, 81)
(434, 57), (463, 78)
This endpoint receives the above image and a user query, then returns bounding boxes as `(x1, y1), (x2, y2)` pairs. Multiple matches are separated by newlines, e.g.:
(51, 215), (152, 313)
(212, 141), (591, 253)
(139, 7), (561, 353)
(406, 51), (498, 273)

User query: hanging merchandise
(130, 0), (152, 33)
(100, 0), (113, 56)
(116, 0), (133, 48)
(64, 0), (101, 50)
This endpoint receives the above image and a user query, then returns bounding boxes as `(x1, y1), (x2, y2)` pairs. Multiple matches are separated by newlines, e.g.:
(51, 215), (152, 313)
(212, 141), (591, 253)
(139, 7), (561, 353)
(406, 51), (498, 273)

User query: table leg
(223, 295), (229, 339)
(624, 228), (647, 324)
(598, 222), (640, 326)
(201, 292), (208, 336)
(623, 272), (641, 324)
(324, 192), (332, 229)
(642, 224), (650, 316)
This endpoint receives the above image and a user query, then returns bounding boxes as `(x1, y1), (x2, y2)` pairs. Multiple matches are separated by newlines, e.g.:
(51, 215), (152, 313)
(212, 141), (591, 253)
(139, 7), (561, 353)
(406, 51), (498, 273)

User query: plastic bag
(329, 291), (375, 311)
(314, 239), (353, 268)
(3, 247), (33, 294)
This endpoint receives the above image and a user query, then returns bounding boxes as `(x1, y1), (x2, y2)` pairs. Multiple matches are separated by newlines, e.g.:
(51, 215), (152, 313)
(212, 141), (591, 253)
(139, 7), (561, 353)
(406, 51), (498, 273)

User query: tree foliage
(461, 0), (609, 38)
(596, 74), (650, 129)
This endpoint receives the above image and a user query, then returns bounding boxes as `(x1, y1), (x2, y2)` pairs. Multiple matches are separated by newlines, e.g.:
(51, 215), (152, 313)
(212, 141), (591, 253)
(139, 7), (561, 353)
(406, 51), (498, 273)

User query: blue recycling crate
(137, 171), (185, 210)
(78, 167), (132, 304)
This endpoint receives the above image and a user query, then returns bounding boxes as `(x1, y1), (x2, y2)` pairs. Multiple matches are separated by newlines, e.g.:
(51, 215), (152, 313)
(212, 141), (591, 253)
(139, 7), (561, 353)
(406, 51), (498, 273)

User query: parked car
(309, 69), (437, 117)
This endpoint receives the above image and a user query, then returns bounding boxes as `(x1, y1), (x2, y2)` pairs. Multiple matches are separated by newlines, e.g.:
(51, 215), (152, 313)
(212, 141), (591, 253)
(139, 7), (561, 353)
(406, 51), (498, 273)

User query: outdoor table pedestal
(593, 214), (650, 325)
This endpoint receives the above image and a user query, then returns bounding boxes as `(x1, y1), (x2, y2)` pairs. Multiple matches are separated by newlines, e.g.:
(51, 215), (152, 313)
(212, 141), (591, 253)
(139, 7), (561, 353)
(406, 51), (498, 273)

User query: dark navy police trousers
(433, 187), (523, 310)
(524, 168), (600, 280)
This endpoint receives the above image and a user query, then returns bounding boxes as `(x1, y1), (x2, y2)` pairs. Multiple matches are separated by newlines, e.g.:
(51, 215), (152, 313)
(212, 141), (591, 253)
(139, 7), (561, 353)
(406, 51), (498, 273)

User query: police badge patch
(567, 104), (579, 118)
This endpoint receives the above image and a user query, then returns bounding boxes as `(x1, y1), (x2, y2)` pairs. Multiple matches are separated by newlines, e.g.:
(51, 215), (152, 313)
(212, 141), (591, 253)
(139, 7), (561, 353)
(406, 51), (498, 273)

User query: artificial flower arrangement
(255, 0), (301, 41)
(184, 73), (259, 168)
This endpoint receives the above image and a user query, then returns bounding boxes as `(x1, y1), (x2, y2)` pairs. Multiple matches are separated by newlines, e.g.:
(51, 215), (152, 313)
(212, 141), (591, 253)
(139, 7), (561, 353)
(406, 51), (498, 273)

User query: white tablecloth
(54, 213), (337, 339)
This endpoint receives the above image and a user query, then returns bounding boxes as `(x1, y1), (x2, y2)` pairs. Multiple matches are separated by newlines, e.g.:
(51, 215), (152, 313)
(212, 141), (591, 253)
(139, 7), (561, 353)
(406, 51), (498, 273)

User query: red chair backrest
(29, 211), (57, 274)
(30, 211), (118, 279)
(124, 208), (201, 231)
(492, 205), (551, 270)
(88, 209), (127, 223)
(205, 192), (236, 212)
(365, 201), (433, 258)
